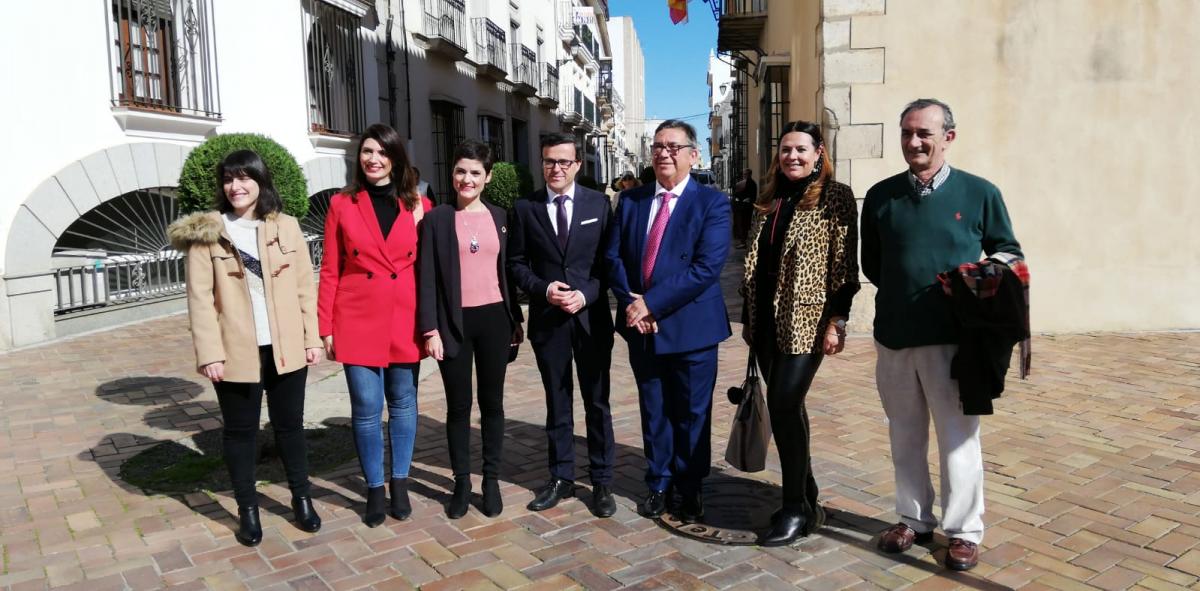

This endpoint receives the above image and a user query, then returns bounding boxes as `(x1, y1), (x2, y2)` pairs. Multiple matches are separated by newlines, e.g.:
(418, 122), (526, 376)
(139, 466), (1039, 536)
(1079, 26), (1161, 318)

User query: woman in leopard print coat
(740, 121), (860, 546)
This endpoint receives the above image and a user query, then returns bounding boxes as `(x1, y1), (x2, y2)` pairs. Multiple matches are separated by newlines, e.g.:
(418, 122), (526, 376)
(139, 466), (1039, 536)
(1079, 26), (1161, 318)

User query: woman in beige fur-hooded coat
(166, 149), (323, 547)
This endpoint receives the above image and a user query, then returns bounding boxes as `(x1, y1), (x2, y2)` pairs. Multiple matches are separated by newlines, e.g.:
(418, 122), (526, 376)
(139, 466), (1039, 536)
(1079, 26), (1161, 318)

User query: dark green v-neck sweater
(861, 168), (1022, 349)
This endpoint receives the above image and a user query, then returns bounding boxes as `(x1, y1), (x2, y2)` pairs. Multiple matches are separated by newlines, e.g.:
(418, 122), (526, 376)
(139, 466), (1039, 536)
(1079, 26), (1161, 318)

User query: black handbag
(724, 352), (772, 472)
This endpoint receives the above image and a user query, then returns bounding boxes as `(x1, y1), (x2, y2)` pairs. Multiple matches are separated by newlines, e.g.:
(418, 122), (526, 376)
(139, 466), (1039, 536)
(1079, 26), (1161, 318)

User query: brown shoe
(945, 538), (979, 571)
(877, 522), (934, 553)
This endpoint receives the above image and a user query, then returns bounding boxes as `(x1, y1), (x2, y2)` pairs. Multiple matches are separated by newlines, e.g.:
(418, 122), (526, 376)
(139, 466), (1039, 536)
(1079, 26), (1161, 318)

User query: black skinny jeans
(213, 345), (311, 507)
(754, 337), (824, 514)
(439, 303), (510, 479)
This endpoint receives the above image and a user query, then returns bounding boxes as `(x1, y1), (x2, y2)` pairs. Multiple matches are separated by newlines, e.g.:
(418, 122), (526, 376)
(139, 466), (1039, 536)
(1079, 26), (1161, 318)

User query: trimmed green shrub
(483, 161), (521, 209)
(178, 133), (310, 217)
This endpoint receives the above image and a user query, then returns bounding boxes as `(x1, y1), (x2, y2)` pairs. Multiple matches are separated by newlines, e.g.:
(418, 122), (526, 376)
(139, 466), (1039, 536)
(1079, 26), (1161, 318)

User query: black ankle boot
(481, 477), (502, 517)
(758, 508), (807, 547)
(390, 478), (412, 520)
(236, 505), (262, 547)
(447, 477), (471, 519)
(291, 496), (321, 533)
(363, 485), (387, 527)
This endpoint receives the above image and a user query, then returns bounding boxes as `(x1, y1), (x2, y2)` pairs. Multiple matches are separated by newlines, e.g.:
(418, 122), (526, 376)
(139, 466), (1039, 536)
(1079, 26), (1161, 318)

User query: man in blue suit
(509, 134), (617, 518)
(606, 119), (732, 522)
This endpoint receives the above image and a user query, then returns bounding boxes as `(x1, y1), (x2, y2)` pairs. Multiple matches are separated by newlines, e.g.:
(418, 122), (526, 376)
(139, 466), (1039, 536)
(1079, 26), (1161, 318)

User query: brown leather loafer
(877, 522), (934, 553)
(945, 538), (979, 571)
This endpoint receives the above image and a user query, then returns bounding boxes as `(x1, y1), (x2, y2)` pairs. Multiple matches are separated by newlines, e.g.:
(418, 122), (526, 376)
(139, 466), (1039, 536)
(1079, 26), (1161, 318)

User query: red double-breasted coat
(318, 190), (433, 366)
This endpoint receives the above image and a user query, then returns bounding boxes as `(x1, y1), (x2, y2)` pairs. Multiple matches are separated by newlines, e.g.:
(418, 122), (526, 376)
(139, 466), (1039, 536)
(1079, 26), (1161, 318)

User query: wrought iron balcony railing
(538, 63), (559, 106)
(420, 0), (467, 52)
(472, 18), (507, 77)
(107, 0), (221, 118)
(510, 44), (537, 92)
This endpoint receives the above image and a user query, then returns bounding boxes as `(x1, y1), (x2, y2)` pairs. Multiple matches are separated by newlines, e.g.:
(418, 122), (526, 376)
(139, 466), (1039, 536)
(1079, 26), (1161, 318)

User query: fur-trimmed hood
(167, 212), (223, 252)
(167, 211), (280, 251)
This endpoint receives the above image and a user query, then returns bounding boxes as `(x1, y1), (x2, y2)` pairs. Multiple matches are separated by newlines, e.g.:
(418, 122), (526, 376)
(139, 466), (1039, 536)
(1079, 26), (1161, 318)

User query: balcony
(538, 63), (560, 108)
(510, 44), (537, 96)
(571, 24), (600, 68)
(597, 59), (613, 112)
(107, 0), (222, 138)
(472, 18), (507, 81)
(416, 0), (469, 61)
(717, 0), (768, 53)
(560, 89), (584, 126)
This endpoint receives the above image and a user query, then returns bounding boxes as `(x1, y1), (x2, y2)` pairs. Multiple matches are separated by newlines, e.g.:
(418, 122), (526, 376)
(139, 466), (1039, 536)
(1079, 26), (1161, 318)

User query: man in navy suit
(508, 133), (617, 518)
(606, 120), (732, 522)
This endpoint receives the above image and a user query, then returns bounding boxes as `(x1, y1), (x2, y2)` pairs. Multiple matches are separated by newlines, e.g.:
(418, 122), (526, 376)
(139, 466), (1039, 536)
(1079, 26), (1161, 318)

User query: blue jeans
(345, 363), (419, 488)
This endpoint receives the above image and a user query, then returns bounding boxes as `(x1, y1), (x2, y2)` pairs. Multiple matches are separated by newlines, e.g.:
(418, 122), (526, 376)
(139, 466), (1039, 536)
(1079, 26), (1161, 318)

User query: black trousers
(532, 320), (614, 484)
(213, 345), (310, 507)
(754, 338), (824, 513)
(439, 303), (510, 479)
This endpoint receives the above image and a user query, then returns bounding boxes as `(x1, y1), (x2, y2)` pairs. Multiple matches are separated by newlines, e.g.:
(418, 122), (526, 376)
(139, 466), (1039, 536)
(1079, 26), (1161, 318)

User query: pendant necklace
(460, 209), (481, 254)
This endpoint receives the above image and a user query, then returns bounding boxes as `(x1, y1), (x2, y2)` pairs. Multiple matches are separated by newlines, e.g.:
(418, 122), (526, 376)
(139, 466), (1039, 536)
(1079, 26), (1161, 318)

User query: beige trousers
(875, 341), (985, 544)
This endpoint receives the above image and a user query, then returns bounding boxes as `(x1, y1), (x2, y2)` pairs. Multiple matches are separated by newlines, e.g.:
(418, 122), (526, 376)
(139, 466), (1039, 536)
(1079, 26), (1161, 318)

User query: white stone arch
(301, 155), (352, 197)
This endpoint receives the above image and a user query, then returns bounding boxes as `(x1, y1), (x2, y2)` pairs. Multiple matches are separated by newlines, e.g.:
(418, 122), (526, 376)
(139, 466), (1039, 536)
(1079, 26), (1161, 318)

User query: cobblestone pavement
(2, 248), (1200, 590)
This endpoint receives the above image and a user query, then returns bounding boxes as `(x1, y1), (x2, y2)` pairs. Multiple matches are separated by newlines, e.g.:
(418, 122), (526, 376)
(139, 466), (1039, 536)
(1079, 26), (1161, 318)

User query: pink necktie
(642, 192), (673, 287)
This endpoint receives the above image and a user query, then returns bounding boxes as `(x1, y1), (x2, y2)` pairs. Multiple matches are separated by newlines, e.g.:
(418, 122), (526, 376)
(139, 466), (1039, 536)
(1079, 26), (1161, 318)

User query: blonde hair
(755, 121), (834, 213)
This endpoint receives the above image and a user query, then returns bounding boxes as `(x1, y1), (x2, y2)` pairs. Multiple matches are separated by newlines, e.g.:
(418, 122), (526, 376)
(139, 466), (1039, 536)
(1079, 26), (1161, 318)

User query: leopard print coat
(740, 180), (860, 354)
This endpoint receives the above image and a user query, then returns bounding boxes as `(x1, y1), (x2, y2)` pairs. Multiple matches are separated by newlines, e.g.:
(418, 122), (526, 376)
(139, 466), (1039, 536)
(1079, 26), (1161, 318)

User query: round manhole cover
(657, 476), (780, 545)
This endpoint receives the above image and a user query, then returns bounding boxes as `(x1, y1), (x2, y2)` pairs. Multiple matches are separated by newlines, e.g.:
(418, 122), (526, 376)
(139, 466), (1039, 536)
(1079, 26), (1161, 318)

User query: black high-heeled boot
(390, 478), (412, 520)
(292, 496), (322, 533)
(363, 485), (387, 527)
(447, 477), (471, 519)
(481, 477), (502, 517)
(235, 505), (263, 547)
(758, 507), (808, 547)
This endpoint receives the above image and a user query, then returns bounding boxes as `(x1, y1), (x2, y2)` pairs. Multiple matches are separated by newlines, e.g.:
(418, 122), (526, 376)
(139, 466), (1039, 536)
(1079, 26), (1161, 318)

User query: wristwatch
(832, 319), (847, 334)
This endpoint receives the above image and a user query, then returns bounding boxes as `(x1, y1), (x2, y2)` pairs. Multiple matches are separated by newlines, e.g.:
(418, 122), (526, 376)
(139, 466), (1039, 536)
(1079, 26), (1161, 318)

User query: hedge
(177, 133), (309, 217)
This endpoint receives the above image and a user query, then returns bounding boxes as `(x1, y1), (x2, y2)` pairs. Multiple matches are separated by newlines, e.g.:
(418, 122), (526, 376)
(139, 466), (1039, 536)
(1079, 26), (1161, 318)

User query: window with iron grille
(480, 116), (506, 163)
(108, 0), (220, 117)
(760, 65), (789, 175)
(431, 101), (466, 204)
(302, 0), (365, 135)
(731, 66), (749, 175)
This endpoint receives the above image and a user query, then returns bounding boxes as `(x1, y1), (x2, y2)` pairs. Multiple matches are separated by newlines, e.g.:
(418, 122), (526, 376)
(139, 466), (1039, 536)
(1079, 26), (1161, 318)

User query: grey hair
(900, 98), (956, 132)
(655, 119), (699, 146)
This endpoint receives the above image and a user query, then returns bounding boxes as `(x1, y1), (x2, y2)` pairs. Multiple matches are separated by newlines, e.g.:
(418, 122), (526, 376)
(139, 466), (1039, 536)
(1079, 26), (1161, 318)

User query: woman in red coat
(318, 123), (432, 527)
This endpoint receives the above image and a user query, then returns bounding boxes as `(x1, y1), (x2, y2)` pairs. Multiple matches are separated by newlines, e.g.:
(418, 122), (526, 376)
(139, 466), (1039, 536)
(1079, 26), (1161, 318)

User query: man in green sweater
(861, 99), (1022, 572)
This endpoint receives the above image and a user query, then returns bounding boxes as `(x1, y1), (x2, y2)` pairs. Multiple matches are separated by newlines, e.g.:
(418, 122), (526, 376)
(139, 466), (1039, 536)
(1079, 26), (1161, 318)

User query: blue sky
(609, 0), (718, 163)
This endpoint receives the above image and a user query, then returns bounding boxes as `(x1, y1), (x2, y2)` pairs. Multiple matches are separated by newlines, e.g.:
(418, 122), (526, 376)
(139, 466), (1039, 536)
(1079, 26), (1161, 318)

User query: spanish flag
(669, 0), (687, 24)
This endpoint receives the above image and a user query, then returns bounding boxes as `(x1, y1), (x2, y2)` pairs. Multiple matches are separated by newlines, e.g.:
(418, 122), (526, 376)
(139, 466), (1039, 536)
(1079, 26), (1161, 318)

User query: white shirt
(545, 183), (576, 234)
(221, 213), (272, 347)
(647, 173), (691, 236)
(542, 183), (585, 305)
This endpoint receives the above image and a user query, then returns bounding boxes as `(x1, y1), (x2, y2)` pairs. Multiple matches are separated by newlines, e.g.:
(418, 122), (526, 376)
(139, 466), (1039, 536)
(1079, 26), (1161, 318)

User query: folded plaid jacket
(937, 255), (1031, 415)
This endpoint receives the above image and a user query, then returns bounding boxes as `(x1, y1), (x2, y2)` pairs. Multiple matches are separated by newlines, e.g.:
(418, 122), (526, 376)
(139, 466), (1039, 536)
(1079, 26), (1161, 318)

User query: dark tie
(554, 194), (569, 249)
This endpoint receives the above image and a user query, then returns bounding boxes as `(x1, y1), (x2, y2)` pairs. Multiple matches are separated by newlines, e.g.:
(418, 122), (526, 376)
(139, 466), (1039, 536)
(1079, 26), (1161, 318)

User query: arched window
(53, 187), (184, 314)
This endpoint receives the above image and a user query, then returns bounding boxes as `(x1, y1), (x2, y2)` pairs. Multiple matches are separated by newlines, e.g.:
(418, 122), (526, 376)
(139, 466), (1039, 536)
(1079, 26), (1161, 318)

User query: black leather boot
(363, 485), (386, 527)
(447, 477), (471, 519)
(759, 508), (808, 547)
(390, 478), (412, 520)
(235, 505), (263, 547)
(481, 477), (502, 517)
(291, 496), (321, 533)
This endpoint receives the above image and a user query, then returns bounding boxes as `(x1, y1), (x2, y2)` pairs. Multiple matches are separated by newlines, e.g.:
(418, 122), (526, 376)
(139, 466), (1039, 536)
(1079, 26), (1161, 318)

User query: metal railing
(107, 0), (221, 117)
(55, 253), (186, 314)
(421, 0), (466, 49)
(510, 44), (537, 87)
(472, 18), (507, 72)
(302, 0), (365, 135)
(725, 0), (767, 15)
(584, 97), (595, 125)
(598, 60), (613, 104)
(539, 63), (559, 100)
(54, 236), (325, 316)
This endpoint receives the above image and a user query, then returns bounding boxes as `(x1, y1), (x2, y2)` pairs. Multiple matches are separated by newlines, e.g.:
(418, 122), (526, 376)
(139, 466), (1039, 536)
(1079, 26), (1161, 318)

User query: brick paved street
(2, 249), (1199, 590)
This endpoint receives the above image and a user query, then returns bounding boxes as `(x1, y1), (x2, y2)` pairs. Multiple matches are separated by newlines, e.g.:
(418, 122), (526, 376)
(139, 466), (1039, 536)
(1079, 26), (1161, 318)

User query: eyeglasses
(650, 143), (694, 155)
(542, 159), (578, 169)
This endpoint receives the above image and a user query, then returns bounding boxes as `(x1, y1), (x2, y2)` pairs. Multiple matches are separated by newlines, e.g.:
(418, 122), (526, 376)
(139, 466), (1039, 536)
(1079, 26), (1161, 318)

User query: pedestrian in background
(318, 123), (432, 527)
(169, 149), (323, 547)
(419, 140), (524, 519)
(741, 121), (859, 546)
